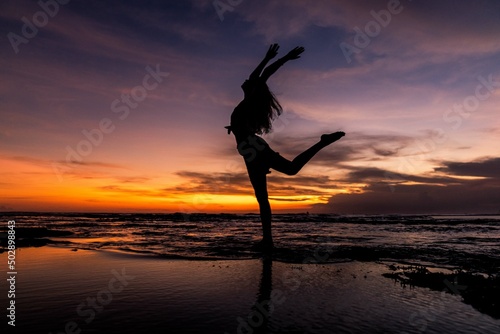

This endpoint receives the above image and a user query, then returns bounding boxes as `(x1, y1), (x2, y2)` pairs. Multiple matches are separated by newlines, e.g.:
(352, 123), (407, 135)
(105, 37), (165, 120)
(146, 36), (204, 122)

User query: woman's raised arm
(249, 44), (280, 80)
(260, 46), (304, 82)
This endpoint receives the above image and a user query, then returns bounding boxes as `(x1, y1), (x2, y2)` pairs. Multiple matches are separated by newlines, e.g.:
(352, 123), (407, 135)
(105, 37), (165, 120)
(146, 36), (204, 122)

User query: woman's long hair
(247, 81), (282, 134)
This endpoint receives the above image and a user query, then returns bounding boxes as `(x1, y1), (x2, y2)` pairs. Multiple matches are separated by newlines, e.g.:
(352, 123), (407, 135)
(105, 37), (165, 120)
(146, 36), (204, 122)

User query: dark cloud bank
(315, 157), (500, 214)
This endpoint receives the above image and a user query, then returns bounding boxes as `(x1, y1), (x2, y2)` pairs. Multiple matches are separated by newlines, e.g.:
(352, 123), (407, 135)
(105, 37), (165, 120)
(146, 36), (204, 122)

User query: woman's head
(242, 79), (282, 134)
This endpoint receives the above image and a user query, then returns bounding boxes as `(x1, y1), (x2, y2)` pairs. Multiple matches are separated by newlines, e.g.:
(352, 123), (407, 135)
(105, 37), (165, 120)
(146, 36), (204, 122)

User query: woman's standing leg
(245, 132), (345, 250)
(248, 170), (273, 247)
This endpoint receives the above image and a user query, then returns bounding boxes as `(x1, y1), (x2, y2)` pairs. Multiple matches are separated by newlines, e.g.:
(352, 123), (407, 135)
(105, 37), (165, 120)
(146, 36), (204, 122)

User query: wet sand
(1, 246), (499, 333)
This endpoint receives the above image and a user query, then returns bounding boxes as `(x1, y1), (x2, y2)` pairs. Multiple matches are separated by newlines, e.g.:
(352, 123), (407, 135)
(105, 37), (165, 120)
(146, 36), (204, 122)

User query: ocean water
(1, 213), (499, 272)
(1, 213), (500, 333)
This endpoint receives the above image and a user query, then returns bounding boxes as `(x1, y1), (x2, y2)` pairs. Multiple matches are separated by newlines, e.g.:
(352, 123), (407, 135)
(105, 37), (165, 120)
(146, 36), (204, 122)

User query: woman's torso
(230, 99), (257, 144)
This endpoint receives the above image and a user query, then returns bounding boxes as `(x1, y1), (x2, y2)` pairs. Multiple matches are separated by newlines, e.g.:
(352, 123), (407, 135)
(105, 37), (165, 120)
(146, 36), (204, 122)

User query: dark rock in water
(0, 227), (73, 238)
(0, 227), (73, 253)
(0, 238), (57, 252)
(17, 238), (54, 248)
(383, 265), (500, 319)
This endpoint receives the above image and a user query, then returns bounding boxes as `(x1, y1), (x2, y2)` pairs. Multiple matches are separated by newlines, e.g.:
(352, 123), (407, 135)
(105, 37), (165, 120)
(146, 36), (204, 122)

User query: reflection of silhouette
(227, 44), (345, 251)
(254, 256), (273, 333)
(237, 256), (273, 334)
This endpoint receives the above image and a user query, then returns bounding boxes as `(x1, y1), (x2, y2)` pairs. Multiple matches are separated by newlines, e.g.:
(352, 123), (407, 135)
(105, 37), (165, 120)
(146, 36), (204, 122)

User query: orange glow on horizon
(1, 153), (359, 212)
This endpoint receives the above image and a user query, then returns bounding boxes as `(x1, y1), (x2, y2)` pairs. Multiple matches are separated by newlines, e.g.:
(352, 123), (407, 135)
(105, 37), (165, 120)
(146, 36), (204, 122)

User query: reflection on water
(0, 247), (499, 333)
(238, 256), (273, 334)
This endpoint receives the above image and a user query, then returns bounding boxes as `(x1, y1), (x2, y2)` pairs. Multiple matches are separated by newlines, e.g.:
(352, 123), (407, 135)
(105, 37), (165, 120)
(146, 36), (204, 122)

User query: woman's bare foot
(320, 131), (345, 145)
(251, 239), (274, 253)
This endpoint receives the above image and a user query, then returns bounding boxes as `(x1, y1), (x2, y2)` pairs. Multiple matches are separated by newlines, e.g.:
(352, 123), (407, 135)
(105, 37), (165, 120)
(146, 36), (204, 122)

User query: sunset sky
(1, 0), (500, 214)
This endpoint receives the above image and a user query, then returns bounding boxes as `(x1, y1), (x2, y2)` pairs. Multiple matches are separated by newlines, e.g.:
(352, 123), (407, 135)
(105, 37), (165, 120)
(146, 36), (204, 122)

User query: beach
(3, 0), (500, 332)
(1, 245), (499, 333)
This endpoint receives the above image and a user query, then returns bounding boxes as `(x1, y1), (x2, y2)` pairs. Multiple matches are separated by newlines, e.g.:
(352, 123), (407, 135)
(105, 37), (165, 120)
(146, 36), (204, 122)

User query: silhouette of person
(226, 44), (345, 251)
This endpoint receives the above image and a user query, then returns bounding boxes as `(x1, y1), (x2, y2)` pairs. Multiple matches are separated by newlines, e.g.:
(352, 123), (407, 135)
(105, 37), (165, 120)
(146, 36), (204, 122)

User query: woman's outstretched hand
(266, 44), (280, 59)
(284, 46), (305, 60)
